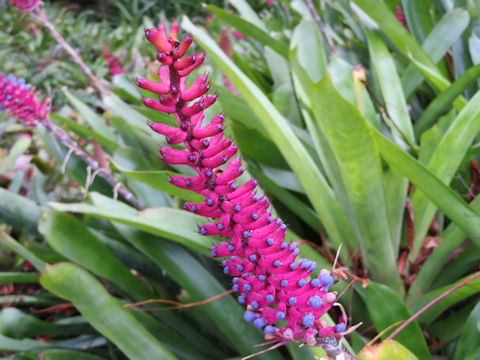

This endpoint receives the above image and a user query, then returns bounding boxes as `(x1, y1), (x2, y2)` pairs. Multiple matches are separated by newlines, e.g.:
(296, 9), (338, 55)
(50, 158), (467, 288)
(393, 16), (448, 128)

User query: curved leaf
(40, 262), (177, 360)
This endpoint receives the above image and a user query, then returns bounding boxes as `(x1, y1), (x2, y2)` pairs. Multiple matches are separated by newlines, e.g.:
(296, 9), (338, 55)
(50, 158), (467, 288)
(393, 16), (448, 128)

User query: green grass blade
(0, 273), (39, 283)
(411, 90), (480, 259)
(41, 349), (104, 360)
(366, 283), (432, 359)
(206, 5), (288, 58)
(311, 77), (402, 291)
(181, 15), (355, 249)
(40, 262), (177, 360)
(371, 128), (480, 242)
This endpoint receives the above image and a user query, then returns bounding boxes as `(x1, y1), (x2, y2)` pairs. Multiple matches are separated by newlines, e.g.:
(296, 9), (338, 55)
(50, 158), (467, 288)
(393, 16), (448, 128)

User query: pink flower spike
(0, 74), (50, 126)
(137, 20), (352, 352)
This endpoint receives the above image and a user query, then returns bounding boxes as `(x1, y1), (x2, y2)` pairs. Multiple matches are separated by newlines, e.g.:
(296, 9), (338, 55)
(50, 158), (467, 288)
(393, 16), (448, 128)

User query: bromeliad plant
(136, 21), (356, 356)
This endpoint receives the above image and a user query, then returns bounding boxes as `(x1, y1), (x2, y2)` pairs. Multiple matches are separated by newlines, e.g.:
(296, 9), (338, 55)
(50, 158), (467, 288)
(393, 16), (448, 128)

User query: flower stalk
(138, 21), (353, 356)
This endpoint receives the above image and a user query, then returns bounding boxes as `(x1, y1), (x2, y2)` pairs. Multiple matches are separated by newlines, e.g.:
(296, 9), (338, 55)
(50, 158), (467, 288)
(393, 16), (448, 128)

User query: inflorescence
(5, 0), (40, 12)
(137, 21), (350, 350)
(0, 74), (50, 126)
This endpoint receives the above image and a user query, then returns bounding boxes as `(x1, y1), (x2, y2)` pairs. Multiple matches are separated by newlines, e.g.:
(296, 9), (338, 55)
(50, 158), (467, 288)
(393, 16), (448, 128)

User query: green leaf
(37, 209), (211, 356)
(40, 262), (177, 360)
(365, 283), (432, 359)
(357, 340), (419, 360)
(0, 308), (92, 339)
(371, 129), (480, 244)
(364, 27), (414, 145)
(38, 210), (152, 299)
(110, 159), (204, 202)
(41, 349), (104, 360)
(311, 77), (402, 291)
(206, 5), (288, 58)
(103, 94), (150, 132)
(63, 89), (116, 144)
(0, 231), (46, 272)
(416, 63), (480, 132)
(0, 188), (42, 236)
(50, 113), (118, 152)
(290, 20), (328, 83)
(48, 193), (209, 253)
(401, 0), (434, 44)
(181, 15), (356, 251)
(453, 300), (480, 359)
(0, 273), (39, 283)
(352, 0), (455, 97)
(401, 9), (470, 99)
(411, 89), (480, 259)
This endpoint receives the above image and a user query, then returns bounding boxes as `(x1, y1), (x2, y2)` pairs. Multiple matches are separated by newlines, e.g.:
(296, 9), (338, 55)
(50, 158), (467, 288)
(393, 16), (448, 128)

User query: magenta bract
(138, 21), (349, 348)
(7, 0), (40, 12)
(0, 74), (50, 126)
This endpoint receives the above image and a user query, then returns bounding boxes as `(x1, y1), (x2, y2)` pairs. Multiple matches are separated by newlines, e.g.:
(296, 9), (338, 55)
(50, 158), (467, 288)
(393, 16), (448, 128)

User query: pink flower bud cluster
(6, 0), (40, 12)
(102, 48), (125, 76)
(138, 21), (348, 347)
(0, 74), (50, 126)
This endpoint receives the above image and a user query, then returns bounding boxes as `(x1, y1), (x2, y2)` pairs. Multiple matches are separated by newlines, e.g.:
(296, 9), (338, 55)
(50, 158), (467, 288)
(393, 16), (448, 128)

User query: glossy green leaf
(38, 210), (153, 298)
(63, 89), (116, 144)
(311, 77), (402, 291)
(357, 340), (418, 360)
(290, 20), (328, 83)
(401, 9), (469, 99)
(366, 283), (431, 359)
(48, 195), (209, 253)
(453, 300), (480, 359)
(0, 308), (92, 339)
(411, 89), (480, 259)
(180, 16), (356, 249)
(371, 129), (480, 244)
(364, 27), (414, 145)
(103, 94), (150, 132)
(364, 26), (410, 251)
(0, 188), (41, 236)
(409, 274), (480, 324)
(206, 5), (288, 58)
(40, 262), (177, 360)
(37, 209), (211, 356)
